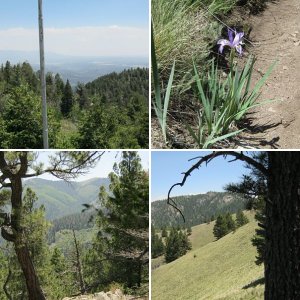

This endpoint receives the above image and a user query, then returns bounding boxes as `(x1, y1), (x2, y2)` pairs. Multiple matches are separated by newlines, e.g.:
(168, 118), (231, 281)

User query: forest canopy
(0, 61), (149, 149)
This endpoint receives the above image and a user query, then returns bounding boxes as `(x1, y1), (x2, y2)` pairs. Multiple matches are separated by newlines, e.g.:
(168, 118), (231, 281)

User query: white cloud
(0, 26), (149, 57)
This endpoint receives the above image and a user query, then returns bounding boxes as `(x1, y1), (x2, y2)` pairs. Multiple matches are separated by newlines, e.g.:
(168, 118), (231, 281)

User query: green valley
(24, 177), (109, 219)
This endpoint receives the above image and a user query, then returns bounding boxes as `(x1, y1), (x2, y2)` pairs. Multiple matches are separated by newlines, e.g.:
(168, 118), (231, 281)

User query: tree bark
(265, 153), (300, 300)
(15, 244), (45, 300)
(10, 177), (46, 300)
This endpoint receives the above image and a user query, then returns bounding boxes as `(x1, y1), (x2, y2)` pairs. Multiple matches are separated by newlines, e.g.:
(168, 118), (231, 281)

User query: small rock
(294, 41), (300, 47)
(283, 66), (288, 71)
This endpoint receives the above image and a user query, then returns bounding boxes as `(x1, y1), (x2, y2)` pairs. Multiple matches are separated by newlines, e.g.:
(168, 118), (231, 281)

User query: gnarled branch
(167, 151), (269, 222)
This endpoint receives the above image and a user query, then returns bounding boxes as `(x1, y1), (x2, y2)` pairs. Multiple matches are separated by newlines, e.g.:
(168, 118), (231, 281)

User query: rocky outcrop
(62, 289), (143, 300)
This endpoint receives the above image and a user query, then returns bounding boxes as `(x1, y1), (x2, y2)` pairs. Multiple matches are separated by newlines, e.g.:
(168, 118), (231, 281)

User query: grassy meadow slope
(152, 220), (216, 270)
(152, 212), (264, 300)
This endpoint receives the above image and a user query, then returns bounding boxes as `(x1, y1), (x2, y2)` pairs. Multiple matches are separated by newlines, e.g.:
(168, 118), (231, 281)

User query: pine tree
(236, 210), (249, 228)
(165, 228), (190, 263)
(151, 226), (165, 258)
(0, 151), (103, 299)
(61, 79), (73, 117)
(213, 215), (229, 240)
(225, 152), (267, 265)
(165, 227), (180, 263)
(0, 84), (60, 148)
(224, 213), (236, 232)
(76, 83), (89, 109)
(89, 152), (149, 290)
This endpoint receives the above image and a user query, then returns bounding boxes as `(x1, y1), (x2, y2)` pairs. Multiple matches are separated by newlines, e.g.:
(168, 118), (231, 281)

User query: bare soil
(151, 0), (300, 149)
(240, 0), (300, 148)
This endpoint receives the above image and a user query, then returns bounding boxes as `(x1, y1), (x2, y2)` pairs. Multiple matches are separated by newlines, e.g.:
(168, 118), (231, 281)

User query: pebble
(294, 41), (300, 46)
(283, 66), (288, 71)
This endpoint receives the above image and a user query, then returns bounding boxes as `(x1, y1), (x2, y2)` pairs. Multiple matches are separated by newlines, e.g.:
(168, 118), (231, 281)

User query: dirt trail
(242, 0), (300, 148)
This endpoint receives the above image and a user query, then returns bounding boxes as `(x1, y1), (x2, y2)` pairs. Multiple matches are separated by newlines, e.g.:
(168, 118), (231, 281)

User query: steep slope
(23, 177), (110, 220)
(152, 215), (264, 300)
(152, 192), (247, 228)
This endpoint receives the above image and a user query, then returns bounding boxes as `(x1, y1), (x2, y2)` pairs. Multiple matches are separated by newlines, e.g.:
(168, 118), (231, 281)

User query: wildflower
(218, 29), (244, 55)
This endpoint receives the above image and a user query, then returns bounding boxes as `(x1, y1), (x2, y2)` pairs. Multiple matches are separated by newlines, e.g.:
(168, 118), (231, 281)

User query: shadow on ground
(243, 277), (265, 289)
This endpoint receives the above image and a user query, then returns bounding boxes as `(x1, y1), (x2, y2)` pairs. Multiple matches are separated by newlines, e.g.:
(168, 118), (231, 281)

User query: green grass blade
(162, 60), (176, 140)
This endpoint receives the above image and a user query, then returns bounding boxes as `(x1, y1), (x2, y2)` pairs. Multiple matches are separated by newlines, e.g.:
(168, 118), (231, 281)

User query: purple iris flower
(218, 29), (244, 55)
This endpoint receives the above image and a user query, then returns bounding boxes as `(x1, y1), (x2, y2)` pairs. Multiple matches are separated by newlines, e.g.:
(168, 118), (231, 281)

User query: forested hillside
(86, 68), (148, 103)
(152, 192), (247, 228)
(0, 61), (148, 149)
(23, 177), (109, 219)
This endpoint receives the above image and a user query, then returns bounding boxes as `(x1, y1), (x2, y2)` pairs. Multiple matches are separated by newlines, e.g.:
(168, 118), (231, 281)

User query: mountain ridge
(152, 191), (248, 228)
(23, 177), (109, 220)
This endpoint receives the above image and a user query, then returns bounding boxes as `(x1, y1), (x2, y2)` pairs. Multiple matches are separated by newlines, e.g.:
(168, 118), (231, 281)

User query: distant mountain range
(152, 192), (248, 228)
(0, 50), (148, 85)
(23, 177), (110, 220)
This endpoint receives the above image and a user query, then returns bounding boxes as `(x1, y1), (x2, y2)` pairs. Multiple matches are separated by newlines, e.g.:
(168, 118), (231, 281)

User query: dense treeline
(151, 225), (191, 263)
(47, 211), (96, 244)
(213, 211), (249, 240)
(0, 61), (149, 148)
(152, 192), (247, 228)
(86, 68), (148, 103)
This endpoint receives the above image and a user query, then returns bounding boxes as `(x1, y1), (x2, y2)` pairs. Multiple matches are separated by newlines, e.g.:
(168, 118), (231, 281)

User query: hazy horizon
(0, 0), (149, 57)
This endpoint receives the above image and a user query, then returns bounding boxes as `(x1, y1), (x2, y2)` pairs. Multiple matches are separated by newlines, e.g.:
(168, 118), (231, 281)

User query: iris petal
(233, 32), (244, 47)
(217, 39), (231, 53)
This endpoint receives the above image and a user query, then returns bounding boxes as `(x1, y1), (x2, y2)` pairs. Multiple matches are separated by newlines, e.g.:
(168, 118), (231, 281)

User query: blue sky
(151, 151), (252, 201)
(30, 151), (149, 182)
(0, 0), (149, 56)
(0, 0), (148, 29)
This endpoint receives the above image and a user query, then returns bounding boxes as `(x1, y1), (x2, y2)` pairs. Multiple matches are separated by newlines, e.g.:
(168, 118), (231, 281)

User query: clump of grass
(151, 22), (175, 142)
(152, 0), (221, 81)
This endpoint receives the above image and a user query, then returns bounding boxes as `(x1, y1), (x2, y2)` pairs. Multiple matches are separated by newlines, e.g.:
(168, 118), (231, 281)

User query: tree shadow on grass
(243, 277), (265, 289)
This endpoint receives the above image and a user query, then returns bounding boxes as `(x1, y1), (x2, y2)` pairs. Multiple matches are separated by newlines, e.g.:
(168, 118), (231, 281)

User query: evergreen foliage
(0, 188), (73, 299)
(165, 227), (191, 263)
(0, 84), (59, 148)
(151, 226), (165, 258)
(0, 61), (149, 148)
(213, 213), (236, 240)
(236, 210), (249, 228)
(84, 152), (149, 294)
(225, 152), (267, 265)
(161, 227), (168, 238)
(213, 215), (229, 240)
(152, 192), (247, 228)
(60, 79), (74, 117)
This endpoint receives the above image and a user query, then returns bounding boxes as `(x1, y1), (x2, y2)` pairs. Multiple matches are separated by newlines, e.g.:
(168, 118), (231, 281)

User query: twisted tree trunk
(9, 177), (45, 300)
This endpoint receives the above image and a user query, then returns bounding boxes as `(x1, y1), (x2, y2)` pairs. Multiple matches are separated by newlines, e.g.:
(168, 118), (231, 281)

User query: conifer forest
(0, 151), (149, 299)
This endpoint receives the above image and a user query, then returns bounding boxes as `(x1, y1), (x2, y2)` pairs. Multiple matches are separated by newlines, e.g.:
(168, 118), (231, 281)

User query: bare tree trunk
(72, 229), (86, 294)
(265, 153), (300, 299)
